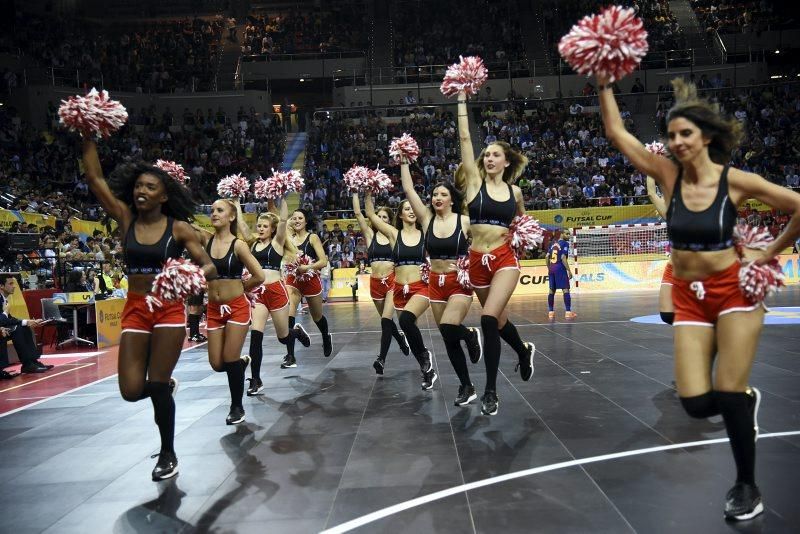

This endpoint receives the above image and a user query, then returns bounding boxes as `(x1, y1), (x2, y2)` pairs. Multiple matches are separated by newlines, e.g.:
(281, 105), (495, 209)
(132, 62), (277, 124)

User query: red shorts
(121, 292), (186, 334)
(393, 279), (429, 310)
(286, 273), (322, 297)
(256, 280), (290, 312)
(428, 271), (473, 303)
(672, 261), (765, 327)
(661, 262), (674, 285)
(370, 273), (396, 300)
(468, 243), (520, 289)
(207, 294), (252, 330)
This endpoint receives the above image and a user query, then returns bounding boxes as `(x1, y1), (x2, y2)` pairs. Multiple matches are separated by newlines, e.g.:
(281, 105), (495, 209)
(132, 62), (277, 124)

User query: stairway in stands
(280, 132), (308, 211)
(214, 24), (246, 91)
(669, 0), (720, 66)
(521, 0), (553, 75)
(632, 94), (661, 142)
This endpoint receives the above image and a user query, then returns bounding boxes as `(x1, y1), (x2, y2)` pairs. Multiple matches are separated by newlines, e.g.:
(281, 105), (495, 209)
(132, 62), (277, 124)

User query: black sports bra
(123, 217), (184, 275)
(468, 181), (515, 227)
(296, 233), (319, 261)
(368, 234), (394, 263)
(667, 165), (737, 252)
(426, 215), (468, 260)
(206, 236), (245, 279)
(392, 229), (426, 266)
(252, 241), (282, 271)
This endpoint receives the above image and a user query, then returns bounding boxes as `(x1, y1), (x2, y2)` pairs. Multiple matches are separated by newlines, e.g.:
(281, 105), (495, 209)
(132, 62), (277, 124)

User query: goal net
(572, 223), (668, 264)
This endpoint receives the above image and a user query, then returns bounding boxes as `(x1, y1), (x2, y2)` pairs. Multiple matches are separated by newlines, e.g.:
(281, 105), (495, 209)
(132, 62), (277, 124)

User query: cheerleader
(399, 159), (483, 405)
(598, 74), (800, 520)
(455, 91), (535, 415)
(196, 199), (265, 425)
(646, 175), (674, 324)
(81, 139), (217, 481)
(365, 193), (436, 390)
(352, 193), (410, 375)
(284, 209), (332, 367)
(242, 198), (309, 395)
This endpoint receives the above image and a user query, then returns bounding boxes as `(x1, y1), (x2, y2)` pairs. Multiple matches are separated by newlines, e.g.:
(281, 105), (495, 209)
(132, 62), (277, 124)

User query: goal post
(570, 223), (669, 288)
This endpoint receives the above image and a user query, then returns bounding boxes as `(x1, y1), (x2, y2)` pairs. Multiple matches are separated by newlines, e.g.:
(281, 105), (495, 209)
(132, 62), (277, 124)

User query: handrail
(241, 50), (366, 62)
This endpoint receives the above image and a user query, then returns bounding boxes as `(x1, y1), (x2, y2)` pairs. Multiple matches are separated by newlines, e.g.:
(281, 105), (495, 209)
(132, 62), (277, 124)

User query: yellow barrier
(95, 298), (126, 349)
(0, 208), (56, 231)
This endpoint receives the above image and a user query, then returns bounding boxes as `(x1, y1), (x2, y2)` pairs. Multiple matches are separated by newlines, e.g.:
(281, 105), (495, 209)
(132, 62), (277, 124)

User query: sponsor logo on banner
(95, 298), (126, 348)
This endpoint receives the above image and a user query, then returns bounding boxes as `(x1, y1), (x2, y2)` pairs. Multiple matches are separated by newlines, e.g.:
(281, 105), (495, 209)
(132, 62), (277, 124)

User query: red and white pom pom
(507, 215), (544, 258)
(440, 56), (488, 97)
(734, 223), (773, 252)
(148, 258), (207, 310)
(365, 166), (392, 196)
(155, 159), (189, 185)
(739, 260), (784, 303)
(343, 165), (371, 193)
(285, 253), (316, 282)
(420, 259), (431, 284)
(389, 133), (420, 163)
(558, 5), (649, 83)
(456, 256), (471, 290)
(58, 88), (128, 138)
(254, 169), (304, 199)
(645, 141), (666, 156)
(217, 173), (251, 199)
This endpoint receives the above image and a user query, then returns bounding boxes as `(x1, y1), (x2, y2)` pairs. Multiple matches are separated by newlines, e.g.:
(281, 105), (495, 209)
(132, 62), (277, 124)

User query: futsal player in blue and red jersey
(546, 229), (575, 320)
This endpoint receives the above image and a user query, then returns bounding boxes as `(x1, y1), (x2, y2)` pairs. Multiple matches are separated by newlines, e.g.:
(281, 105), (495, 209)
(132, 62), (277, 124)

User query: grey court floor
(0, 288), (798, 534)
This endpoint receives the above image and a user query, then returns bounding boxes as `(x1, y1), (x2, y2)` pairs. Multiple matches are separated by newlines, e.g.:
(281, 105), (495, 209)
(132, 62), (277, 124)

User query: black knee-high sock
(286, 315), (296, 356)
(248, 330), (264, 382)
(398, 310), (426, 357)
(314, 315), (329, 335)
(481, 315), (501, 392)
(440, 324), (471, 387)
(379, 317), (393, 359)
(136, 381), (154, 401)
(499, 320), (527, 358)
(188, 314), (201, 337)
(149, 381), (175, 454)
(714, 391), (756, 485)
(223, 359), (246, 409)
(389, 319), (404, 344)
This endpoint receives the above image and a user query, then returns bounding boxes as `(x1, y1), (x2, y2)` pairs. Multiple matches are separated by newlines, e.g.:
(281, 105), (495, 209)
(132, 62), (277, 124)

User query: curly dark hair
(429, 181), (463, 216)
(292, 208), (315, 232)
(108, 162), (197, 222)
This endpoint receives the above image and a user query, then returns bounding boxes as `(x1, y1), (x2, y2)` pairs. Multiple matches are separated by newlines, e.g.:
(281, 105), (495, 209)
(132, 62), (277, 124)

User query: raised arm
(646, 176), (668, 219)
(597, 76), (678, 194)
(81, 139), (132, 226)
(456, 91), (481, 193)
(365, 193), (398, 244)
(352, 193), (373, 241)
(233, 200), (257, 243)
(273, 197), (289, 252)
(267, 198), (279, 216)
(399, 161), (430, 228)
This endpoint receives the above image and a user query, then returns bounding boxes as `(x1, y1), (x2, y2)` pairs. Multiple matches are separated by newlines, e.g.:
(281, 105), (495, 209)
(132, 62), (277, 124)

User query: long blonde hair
(476, 141), (528, 184)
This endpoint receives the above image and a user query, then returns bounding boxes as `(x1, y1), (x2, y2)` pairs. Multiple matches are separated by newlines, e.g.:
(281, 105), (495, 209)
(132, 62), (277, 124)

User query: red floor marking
(0, 339), (207, 416)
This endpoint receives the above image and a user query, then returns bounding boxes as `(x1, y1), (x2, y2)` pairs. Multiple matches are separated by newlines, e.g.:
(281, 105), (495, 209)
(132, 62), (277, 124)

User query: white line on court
(321, 430), (800, 534)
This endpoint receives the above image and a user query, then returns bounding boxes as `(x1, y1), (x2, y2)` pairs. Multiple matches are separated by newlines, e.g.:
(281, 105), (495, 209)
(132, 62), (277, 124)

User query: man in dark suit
(0, 274), (54, 377)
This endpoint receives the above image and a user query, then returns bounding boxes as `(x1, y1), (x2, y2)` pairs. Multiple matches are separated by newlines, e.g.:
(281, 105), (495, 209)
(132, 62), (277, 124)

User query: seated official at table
(0, 274), (54, 377)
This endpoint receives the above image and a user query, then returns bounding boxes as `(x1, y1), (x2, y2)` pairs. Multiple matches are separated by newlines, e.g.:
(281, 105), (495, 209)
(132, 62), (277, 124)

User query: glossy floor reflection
(1, 288), (799, 533)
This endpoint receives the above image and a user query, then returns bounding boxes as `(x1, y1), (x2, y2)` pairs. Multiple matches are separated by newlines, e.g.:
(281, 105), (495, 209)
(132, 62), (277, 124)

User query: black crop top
(392, 229), (426, 266)
(206, 236), (245, 279)
(123, 217), (184, 275)
(468, 181), (516, 227)
(296, 234), (319, 261)
(368, 234), (394, 263)
(426, 215), (469, 260)
(252, 241), (282, 271)
(667, 165), (737, 252)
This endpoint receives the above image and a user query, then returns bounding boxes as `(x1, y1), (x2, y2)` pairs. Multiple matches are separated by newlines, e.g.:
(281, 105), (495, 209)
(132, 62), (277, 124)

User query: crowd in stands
(391, 0), (526, 68)
(8, 13), (223, 93)
(241, 5), (368, 57)
(545, 0), (686, 68)
(0, 102), (285, 219)
(691, 0), (785, 34)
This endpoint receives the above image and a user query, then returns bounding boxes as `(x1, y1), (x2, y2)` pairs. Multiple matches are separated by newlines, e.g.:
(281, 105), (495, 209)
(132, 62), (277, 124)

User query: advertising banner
(95, 298), (126, 348)
(0, 209), (55, 231)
